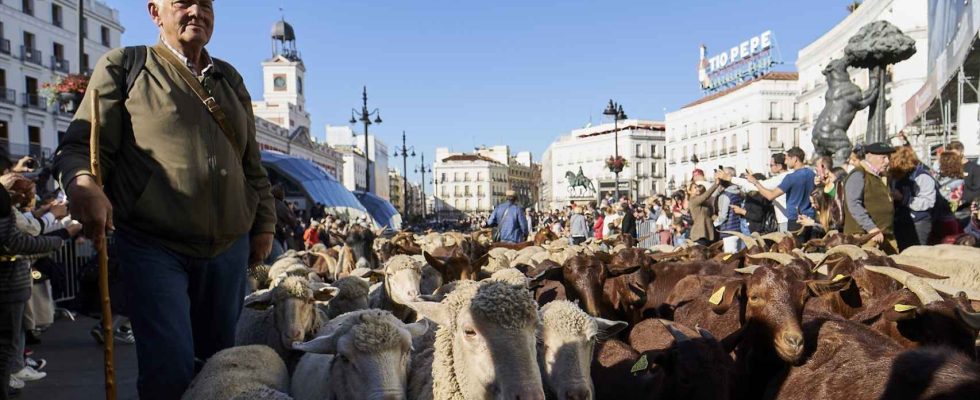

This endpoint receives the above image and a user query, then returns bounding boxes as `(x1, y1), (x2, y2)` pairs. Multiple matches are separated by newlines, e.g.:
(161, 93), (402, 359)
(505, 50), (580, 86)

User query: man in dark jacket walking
(619, 197), (637, 239)
(486, 191), (528, 243)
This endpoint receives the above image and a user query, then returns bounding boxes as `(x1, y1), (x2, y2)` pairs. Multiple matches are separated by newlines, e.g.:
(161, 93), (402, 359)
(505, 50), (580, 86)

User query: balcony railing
(0, 39), (10, 55)
(668, 159), (676, 165)
(22, 93), (45, 110)
(681, 156), (689, 163)
(710, 150), (718, 158)
(0, 88), (15, 104)
(769, 141), (784, 151)
(50, 56), (70, 73)
(20, 46), (42, 65)
(742, 143), (750, 151)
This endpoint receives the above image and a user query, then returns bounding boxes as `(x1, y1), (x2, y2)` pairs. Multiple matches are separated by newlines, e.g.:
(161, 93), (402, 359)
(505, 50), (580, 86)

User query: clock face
(274, 76), (287, 90)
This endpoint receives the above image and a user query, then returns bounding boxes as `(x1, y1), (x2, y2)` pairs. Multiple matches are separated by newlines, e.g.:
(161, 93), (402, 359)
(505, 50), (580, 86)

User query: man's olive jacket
(53, 44), (276, 257)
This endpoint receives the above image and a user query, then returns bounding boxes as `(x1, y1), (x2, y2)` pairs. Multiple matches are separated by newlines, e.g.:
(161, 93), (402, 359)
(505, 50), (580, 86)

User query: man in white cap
(486, 190), (529, 243)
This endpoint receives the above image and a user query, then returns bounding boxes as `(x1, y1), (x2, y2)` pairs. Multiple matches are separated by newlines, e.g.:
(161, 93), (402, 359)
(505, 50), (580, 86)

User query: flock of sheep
(179, 225), (980, 400)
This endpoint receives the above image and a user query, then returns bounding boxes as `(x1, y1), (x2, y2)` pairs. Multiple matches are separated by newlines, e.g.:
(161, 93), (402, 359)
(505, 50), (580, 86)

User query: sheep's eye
(463, 327), (477, 338)
(750, 295), (762, 303)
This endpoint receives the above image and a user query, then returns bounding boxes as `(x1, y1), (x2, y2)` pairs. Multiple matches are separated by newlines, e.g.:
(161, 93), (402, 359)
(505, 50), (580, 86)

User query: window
(721, 137), (728, 153)
(25, 76), (38, 94)
(81, 53), (90, 72)
(464, 172), (470, 181)
(100, 26), (111, 47)
(453, 172), (460, 182)
(440, 173), (446, 183)
(769, 127), (778, 143)
(28, 126), (41, 156)
(793, 128), (800, 147)
(650, 144), (656, 157)
(22, 0), (33, 16)
(0, 120), (8, 144)
(464, 185), (471, 196)
(710, 140), (717, 155)
(53, 42), (64, 60)
(769, 102), (780, 120)
(635, 144), (642, 157)
(52, 4), (62, 27)
(792, 102), (799, 120)
(0, 68), (5, 88)
(23, 31), (35, 51)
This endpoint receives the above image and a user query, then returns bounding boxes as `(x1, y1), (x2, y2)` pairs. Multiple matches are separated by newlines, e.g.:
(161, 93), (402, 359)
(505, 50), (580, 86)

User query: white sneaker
(12, 366), (46, 381)
(8, 375), (24, 389)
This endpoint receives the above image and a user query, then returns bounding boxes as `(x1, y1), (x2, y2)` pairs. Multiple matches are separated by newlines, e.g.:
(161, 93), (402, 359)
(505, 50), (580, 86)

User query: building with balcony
(542, 119), (666, 210)
(326, 125), (390, 200)
(0, 0), (122, 162)
(665, 72), (798, 192)
(796, 0), (928, 157)
(432, 145), (539, 219)
(389, 168), (405, 214)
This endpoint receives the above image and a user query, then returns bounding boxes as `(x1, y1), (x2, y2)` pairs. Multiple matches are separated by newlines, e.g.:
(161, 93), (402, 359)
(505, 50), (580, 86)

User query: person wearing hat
(486, 190), (528, 243)
(843, 142), (897, 252)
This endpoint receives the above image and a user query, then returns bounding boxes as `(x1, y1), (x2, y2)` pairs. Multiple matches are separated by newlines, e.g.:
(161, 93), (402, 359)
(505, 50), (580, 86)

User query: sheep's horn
(862, 265), (943, 305)
(760, 232), (789, 242)
(695, 325), (717, 342)
(855, 231), (880, 246)
(793, 249), (827, 265)
(723, 231), (758, 249)
(660, 320), (690, 343)
(734, 265), (762, 274)
(648, 244), (676, 254)
(826, 245), (868, 260)
(746, 252), (795, 265)
(824, 230), (839, 238)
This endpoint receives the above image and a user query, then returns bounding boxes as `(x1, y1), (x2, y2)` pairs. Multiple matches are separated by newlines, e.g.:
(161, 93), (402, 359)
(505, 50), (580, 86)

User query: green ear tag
(631, 354), (649, 374)
(893, 304), (916, 313)
(709, 287), (726, 305)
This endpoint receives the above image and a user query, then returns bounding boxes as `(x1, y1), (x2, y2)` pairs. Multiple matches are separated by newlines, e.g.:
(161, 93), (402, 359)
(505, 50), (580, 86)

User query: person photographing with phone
(743, 147), (816, 241)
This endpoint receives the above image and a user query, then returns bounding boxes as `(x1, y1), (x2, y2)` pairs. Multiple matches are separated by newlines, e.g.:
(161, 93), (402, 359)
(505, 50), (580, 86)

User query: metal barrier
(637, 220), (657, 248)
(51, 239), (97, 303)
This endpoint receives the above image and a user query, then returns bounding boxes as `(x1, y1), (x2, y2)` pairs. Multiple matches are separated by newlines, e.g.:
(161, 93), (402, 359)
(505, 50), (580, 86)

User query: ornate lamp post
(349, 86), (382, 193)
(415, 153), (432, 220)
(393, 130), (415, 220)
(603, 100), (628, 200)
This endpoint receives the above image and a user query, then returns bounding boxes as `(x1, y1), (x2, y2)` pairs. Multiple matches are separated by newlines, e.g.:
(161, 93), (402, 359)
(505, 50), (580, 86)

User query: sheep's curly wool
(385, 255), (423, 273)
(429, 280), (539, 400)
(489, 268), (528, 287)
(274, 276), (314, 301)
(332, 276), (370, 299)
(248, 264), (272, 288)
(539, 300), (597, 339)
(483, 254), (511, 274)
(351, 315), (404, 353)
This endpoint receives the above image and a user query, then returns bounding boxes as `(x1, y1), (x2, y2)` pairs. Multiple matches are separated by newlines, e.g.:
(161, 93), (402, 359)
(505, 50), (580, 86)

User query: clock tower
(252, 17), (311, 132)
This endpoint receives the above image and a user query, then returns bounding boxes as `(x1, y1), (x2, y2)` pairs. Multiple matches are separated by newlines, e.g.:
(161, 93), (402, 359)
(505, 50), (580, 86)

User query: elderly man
(486, 190), (529, 243)
(52, 1), (275, 398)
(842, 142), (897, 253)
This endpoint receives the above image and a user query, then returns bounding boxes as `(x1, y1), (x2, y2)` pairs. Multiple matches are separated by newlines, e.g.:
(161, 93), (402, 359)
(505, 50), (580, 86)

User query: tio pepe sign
(698, 30), (777, 93)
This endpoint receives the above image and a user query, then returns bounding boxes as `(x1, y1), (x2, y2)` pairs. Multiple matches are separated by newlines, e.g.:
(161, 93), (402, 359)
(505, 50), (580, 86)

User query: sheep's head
(408, 280), (545, 400)
(346, 224), (380, 270)
(326, 276), (371, 319)
(712, 266), (853, 365)
(294, 310), (429, 400)
(538, 300), (627, 400)
(244, 276), (337, 350)
(383, 255), (424, 304)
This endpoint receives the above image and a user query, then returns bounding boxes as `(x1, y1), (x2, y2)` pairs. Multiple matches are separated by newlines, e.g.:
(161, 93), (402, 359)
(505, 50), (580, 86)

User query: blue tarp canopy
(354, 191), (403, 230)
(260, 151), (368, 220)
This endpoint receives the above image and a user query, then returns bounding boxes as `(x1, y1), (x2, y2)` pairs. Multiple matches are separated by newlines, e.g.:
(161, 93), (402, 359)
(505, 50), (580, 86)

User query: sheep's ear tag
(832, 274), (847, 282)
(723, 254), (733, 261)
(709, 287), (725, 305)
(630, 354), (649, 374)
(894, 304), (917, 313)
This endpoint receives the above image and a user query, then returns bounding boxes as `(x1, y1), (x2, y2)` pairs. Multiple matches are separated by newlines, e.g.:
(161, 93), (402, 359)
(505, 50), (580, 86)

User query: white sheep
(324, 275), (371, 319)
(406, 280), (545, 400)
(181, 345), (292, 400)
(538, 300), (627, 400)
(235, 276), (336, 370)
(369, 255), (425, 321)
(290, 310), (429, 400)
(891, 245), (980, 300)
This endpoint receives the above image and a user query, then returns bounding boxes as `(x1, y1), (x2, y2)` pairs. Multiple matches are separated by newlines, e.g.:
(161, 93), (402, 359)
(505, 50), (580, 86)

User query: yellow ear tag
(832, 274), (847, 282)
(709, 287), (726, 305)
(893, 304), (916, 313)
(630, 354), (649, 374)
(723, 254), (733, 261)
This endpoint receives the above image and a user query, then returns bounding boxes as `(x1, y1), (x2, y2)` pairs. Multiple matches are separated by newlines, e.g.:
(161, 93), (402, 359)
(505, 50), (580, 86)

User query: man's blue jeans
(115, 229), (249, 400)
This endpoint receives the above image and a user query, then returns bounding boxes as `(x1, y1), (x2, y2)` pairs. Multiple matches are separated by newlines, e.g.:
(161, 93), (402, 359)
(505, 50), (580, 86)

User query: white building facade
(665, 72), (799, 191)
(796, 0), (928, 154)
(433, 147), (510, 219)
(326, 125), (389, 200)
(1, 0), (122, 161)
(543, 120), (666, 210)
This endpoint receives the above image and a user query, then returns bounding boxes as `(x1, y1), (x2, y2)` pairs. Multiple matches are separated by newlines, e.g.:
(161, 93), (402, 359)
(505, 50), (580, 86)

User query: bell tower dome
(256, 15), (310, 131)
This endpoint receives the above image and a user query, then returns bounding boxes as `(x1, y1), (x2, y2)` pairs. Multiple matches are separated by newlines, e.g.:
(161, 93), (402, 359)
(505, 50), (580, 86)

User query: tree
(844, 20), (916, 143)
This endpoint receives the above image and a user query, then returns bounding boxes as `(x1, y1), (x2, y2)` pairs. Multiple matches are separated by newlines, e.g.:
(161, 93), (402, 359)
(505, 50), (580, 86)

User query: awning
(354, 191), (403, 230)
(260, 151), (369, 220)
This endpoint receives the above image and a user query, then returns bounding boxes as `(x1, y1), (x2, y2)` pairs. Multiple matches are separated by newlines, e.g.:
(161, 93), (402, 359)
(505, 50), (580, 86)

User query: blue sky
(111, 1), (851, 184)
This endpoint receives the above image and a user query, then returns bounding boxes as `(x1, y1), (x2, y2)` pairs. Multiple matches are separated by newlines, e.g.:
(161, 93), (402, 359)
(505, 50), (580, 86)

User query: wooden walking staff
(89, 89), (117, 400)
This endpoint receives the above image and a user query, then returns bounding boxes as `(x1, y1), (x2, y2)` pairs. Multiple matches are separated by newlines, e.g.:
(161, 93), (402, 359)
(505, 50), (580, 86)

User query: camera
(23, 158), (37, 170)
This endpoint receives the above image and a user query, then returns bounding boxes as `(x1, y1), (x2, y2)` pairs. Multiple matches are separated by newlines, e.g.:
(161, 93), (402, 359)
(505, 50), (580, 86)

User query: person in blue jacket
(486, 190), (529, 243)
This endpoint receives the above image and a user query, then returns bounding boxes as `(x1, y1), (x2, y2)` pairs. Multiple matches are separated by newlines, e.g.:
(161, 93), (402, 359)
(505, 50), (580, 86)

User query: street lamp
(414, 152), (432, 221)
(603, 100), (628, 200)
(393, 130), (416, 220)
(350, 86), (382, 193)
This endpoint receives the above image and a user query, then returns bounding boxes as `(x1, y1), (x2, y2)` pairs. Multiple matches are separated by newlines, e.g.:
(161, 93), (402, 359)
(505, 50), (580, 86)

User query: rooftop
(680, 71), (799, 109)
(440, 154), (504, 165)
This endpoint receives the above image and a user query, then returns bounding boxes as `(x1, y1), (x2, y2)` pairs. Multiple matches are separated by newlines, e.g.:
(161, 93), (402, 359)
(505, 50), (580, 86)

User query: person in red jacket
(303, 220), (321, 249)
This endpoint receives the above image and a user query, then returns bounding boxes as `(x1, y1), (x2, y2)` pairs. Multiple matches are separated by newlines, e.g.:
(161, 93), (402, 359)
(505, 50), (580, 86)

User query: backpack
(112, 46), (147, 99)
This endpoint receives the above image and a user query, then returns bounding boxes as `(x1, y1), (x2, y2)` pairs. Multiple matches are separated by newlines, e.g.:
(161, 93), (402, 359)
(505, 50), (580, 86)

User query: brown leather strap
(151, 44), (242, 155)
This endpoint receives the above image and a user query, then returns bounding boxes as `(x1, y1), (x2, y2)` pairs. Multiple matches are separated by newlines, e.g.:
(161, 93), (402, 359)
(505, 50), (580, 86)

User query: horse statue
(565, 167), (596, 197)
(810, 58), (879, 166)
